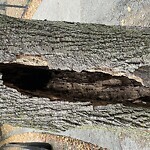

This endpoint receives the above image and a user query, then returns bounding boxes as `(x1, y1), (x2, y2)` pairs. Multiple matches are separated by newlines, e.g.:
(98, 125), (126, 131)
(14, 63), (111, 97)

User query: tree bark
(0, 14), (150, 147)
(0, 15), (150, 75)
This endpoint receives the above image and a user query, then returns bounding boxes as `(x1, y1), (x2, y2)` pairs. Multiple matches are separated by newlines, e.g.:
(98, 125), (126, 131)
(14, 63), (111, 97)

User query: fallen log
(0, 14), (150, 148)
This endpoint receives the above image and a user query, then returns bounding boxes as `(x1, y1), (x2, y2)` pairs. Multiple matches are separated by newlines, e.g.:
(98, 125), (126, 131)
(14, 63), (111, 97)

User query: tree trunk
(0, 14), (150, 149)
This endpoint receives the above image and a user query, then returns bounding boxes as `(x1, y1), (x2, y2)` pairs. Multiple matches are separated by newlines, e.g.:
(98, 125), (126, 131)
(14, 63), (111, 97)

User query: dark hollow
(0, 63), (51, 91)
(0, 63), (148, 107)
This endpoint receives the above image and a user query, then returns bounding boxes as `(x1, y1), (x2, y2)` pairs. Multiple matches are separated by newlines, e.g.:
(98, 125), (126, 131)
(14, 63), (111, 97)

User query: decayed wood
(0, 63), (149, 106)
(0, 14), (150, 135)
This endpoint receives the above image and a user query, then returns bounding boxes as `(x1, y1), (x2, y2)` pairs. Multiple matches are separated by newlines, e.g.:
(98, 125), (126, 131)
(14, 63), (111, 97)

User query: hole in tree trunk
(0, 63), (51, 91)
(0, 63), (149, 107)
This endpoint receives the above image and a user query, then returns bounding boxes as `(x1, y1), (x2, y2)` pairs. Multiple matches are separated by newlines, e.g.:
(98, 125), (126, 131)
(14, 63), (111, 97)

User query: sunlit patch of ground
(22, 0), (42, 19)
(4, 0), (42, 19)
(6, 0), (27, 18)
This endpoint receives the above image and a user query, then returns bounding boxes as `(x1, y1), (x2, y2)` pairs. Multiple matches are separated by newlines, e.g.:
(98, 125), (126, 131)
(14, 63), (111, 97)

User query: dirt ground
(23, 0), (42, 19)
(5, 0), (42, 19)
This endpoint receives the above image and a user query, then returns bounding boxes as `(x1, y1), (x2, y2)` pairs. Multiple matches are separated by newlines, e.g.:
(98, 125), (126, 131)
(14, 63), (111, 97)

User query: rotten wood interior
(0, 62), (149, 107)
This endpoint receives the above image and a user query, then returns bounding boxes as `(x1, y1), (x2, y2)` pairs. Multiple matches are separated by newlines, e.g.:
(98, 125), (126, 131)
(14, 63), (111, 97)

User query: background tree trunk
(0, 14), (150, 149)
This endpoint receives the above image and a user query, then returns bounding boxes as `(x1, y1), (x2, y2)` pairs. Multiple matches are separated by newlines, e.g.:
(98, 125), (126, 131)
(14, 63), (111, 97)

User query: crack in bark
(0, 63), (149, 107)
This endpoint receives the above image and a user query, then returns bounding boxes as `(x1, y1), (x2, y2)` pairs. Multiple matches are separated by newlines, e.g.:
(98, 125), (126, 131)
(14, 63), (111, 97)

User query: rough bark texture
(0, 15), (150, 74)
(0, 14), (150, 147)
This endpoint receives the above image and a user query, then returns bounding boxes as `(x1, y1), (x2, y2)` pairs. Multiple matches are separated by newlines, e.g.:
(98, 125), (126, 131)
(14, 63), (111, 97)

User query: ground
(1, 0), (42, 19)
